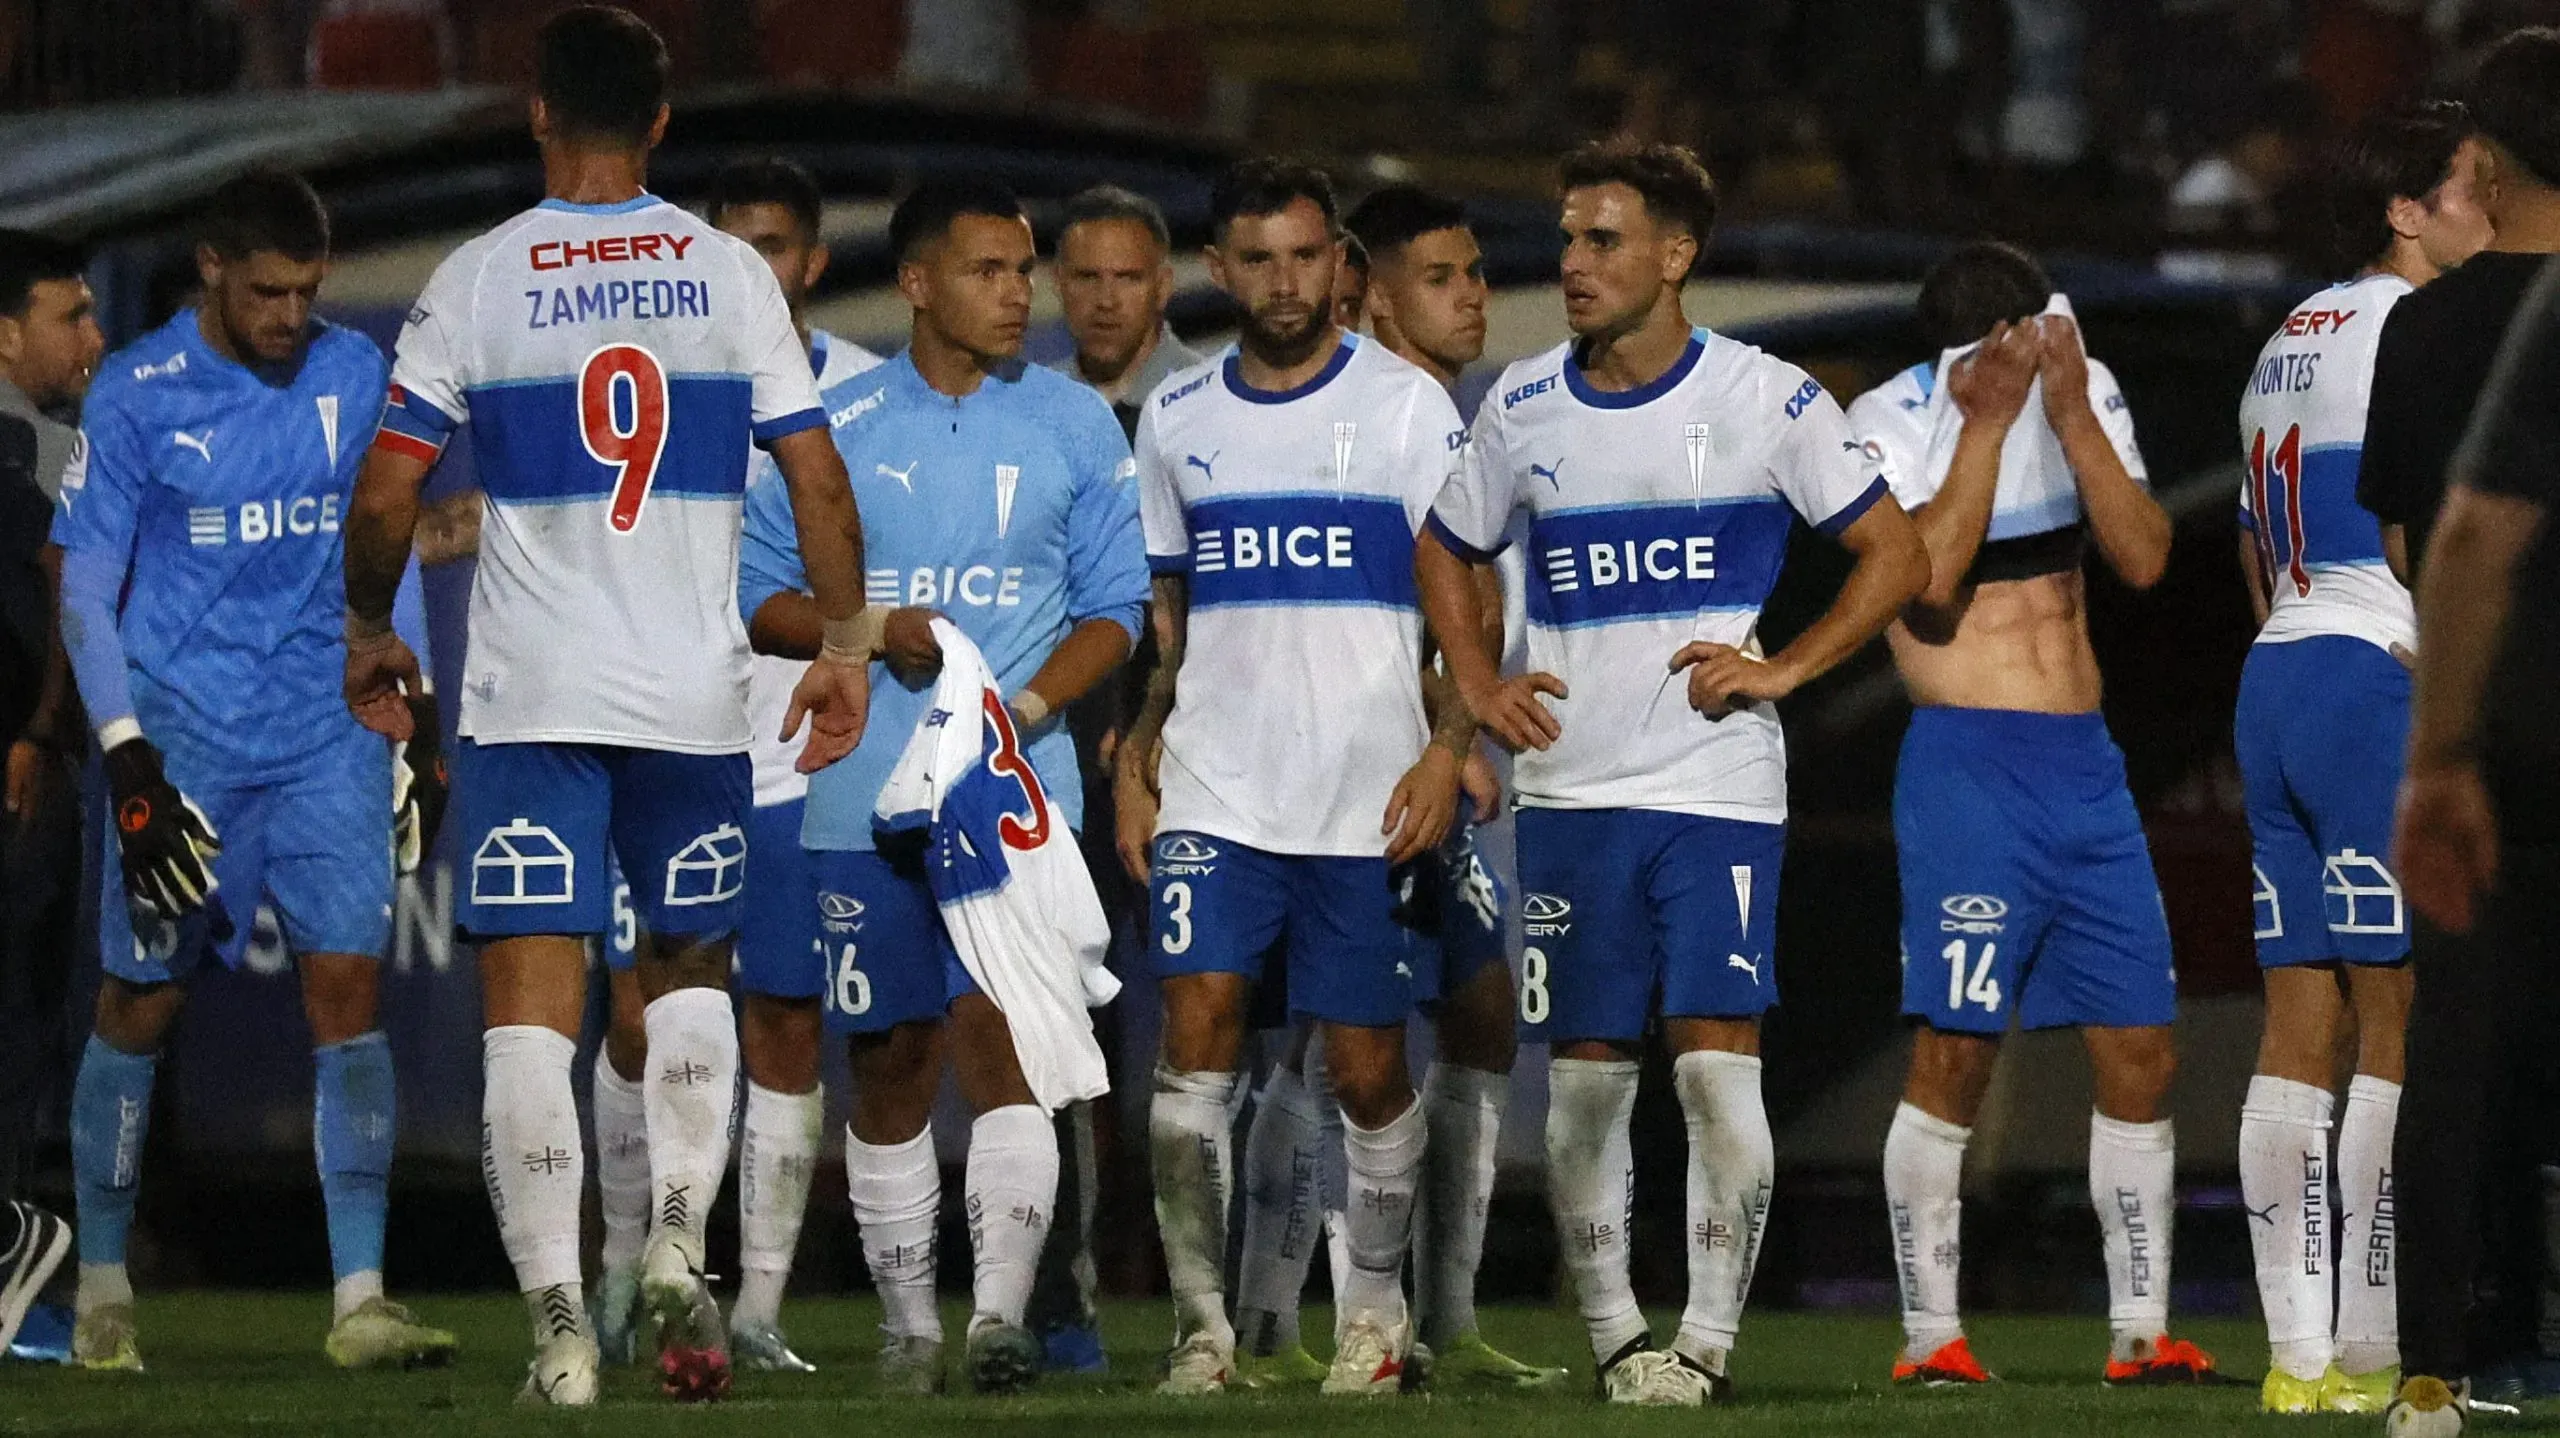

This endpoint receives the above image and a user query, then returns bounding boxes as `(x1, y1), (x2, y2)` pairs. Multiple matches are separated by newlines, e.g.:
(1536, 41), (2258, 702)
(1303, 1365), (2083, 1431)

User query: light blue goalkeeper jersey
(739, 350), (1148, 851)
(52, 310), (390, 782)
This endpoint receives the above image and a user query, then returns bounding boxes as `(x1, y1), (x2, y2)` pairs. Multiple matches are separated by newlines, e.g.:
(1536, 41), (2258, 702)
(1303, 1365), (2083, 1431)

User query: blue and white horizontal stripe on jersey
(466, 369), (757, 503)
(2237, 440), (2388, 565)
(1519, 494), (1794, 628)
(1161, 490), (1418, 610)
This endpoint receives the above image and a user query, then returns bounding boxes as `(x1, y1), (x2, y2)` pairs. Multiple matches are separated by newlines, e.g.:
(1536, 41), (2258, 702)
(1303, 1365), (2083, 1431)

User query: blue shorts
(737, 799), (823, 999)
(1407, 825), (1510, 1008)
(1513, 808), (1783, 1043)
(1895, 707), (2174, 1034)
(2237, 636), (2411, 967)
(100, 729), (393, 984)
(453, 739), (750, 943)
(811, 846), (973, 1035)
(1149, 831), (1412, 1027)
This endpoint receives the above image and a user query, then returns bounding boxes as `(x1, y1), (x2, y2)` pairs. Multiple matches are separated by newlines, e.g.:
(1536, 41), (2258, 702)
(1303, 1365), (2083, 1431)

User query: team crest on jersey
(1684, 423), (1712, 500)
(472, 819), (575, 905)
(994, 463), (1020, 538)
(2322, 849), (2403, 936)
(1331, 422), (1358, 487)
(664, 824), (747, 906)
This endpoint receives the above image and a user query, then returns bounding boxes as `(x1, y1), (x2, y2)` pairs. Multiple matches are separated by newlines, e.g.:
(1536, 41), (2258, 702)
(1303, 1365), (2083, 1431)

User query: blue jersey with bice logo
(1428, 328), (1889, 820)
(51, 311), (389, 782)
(739, 351), (1147, 852)
(1136, 334), (1465, 857)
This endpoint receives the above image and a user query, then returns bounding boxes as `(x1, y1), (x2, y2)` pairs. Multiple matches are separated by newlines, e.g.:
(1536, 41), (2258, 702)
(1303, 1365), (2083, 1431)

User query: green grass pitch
(0, 1295), (2402, 1436)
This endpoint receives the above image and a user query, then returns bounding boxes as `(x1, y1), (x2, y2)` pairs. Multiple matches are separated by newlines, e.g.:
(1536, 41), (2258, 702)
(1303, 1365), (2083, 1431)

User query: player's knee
(1324, 1026), (1412, 1128)
(93, 977), (180, 1055)
(299, 955), (381, 1046)
(1437, 967), (1517, 1073)
(1159, 976), (1245, 1073)
(847, 1020), (942, 1143)
(2093, 1034), (2177, 1121)
(642, 934), (732, 993)
(1903, 1026), (1996, 1123)
(741, 994), (822, 1093)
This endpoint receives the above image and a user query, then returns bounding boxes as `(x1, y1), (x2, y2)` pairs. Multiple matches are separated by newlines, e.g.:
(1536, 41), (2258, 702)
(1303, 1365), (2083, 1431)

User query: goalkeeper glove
(103, 737), (222, 921)
(392, 693), (447, 874)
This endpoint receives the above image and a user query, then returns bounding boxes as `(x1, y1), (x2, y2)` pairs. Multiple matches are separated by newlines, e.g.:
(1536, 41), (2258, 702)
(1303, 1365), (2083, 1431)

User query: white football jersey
(2236, 272), (2415, 654)
(381, 194), (826, 752)
(1431, 328), (1890, 820)
(1848, 352), (2144, 539)
(1137, 334), (1464, 856)
(743, 330), (883, 807)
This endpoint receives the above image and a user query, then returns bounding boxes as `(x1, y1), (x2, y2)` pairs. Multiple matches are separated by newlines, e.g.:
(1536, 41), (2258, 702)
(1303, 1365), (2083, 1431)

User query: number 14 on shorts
(1942, 938), (2002, 1014)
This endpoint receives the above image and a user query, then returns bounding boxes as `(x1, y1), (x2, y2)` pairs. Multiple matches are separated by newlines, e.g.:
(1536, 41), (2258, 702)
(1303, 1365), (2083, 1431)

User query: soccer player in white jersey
(1116, 158), (1471, 1399)
(2232, 102), (2491, 1416)
(337, 7), (875, 1406)
(572, 156), (884, 1375)
(1417, 141), (1928, 1407)
(1228, 182), (1560, 1392)
(1843, 242), (2201, 1390)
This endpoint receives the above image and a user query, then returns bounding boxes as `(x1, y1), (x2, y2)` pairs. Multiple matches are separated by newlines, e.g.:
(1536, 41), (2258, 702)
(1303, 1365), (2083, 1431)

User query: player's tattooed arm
(412, 487), (483, 566)
(2039, 315), (2169, 590)
(1908, 319), (2037, 614)
(1113, 573), (1186, 883)
(342, 443), (432, 740)
(1417, 527), (1563, 752)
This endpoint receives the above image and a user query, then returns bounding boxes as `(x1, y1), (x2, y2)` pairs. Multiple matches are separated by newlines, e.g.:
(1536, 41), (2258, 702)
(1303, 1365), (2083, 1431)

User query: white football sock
(590, 1048), (650, 1275)
(845, 1125), (943, 1341)
(1671, 1050), (1773, 1359)
(1547, 1057), (1645, 1363)
(1236, 1063), (1326, 1354)
(1883, 1101), (1971, 1356)
(2090, 1112), (2175, 1346)
(965, 1104), (1057, 1328)
(1417, 1063), (1504, 1348)
(1338, 1093), (1426, 1330)
(482, 1025), (584, 1295)
(734, 1081), (822, 1332)
(642, 988), (740, 1259)
(2239, 1075), (2334, 1381)
(2334, 1073), (2401, 1376)
(1150, 1064), (1239, 1348)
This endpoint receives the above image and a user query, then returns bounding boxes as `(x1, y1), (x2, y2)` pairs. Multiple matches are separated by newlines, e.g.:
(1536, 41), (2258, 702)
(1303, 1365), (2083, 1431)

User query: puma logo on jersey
(1726, 952), (1761, 982)
(1185, 452), (1218, 483)
(1530, 459), (1563, 489)
(876, 461), (918, 492)
(173, 430), (214, 462)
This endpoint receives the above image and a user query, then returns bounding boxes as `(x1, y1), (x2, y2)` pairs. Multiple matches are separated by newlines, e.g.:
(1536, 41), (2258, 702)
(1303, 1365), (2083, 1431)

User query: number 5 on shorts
(1942, 938), (2001, 1013)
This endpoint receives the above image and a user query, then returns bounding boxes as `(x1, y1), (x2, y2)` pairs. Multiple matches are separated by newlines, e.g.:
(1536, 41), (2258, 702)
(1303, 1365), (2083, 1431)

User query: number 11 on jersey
(580, 343), (669, 533)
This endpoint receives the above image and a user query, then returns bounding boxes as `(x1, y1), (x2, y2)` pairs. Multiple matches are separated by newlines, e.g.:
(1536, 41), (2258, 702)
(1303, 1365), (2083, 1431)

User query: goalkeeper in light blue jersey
(48, 172), (451, 1375)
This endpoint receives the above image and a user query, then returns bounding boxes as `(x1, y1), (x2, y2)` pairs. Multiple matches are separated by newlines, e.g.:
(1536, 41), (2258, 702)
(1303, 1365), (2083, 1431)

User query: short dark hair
(1343, 184), (1470, 267)
(1209, 158), (1337, 241)
(888, 177), (1025, 263)
(2324, 99), (2475, 272)
(706, 157), (823, 243)
(537, 5), (669, 149)
(1915, 241), (2053, 350)
(2469, 26), (2560, 188)
(1059, 184), (1170, 252)
(201, 169), (330, 263)
(0, 230), (85, 317)
(1558, 140), (1719, 262)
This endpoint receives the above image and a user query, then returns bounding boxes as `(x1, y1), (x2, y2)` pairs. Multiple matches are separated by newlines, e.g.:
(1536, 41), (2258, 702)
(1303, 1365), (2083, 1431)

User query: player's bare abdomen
(1888, 569), (2102, 714)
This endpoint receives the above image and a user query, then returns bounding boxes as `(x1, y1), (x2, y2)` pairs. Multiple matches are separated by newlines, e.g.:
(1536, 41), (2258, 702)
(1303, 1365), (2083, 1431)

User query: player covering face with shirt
(1416, 141), (1927, 1406)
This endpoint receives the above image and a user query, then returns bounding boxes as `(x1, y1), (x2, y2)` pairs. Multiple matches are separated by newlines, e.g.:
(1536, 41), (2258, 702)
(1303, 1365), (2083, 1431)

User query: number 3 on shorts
(1160, 881), (1193, 955)
(1942, 938), (2002, 1013)
(823, 938), (872, 1017)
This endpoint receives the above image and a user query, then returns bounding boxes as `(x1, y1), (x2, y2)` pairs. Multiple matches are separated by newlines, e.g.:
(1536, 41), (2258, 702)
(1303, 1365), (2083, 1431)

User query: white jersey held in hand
(873, 619), (1117, 1112)
(378, 194), (829, 753)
